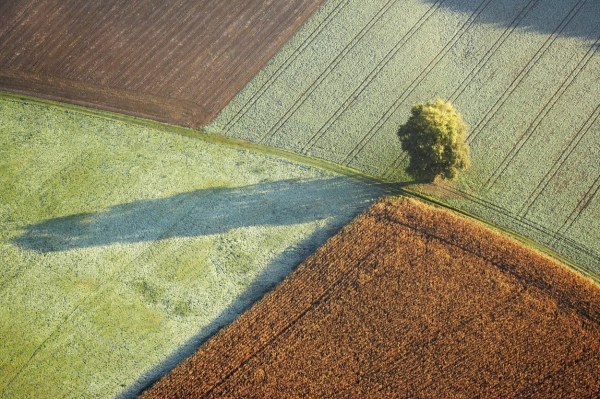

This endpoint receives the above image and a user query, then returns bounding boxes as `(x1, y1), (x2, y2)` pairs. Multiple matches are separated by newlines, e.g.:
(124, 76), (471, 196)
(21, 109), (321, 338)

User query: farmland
(141, 197), (600, 398)
(1, 0), (599, 397)
(210, 0), (600, 273)
(0, 97), (383, 398)
(0, 0), (324, 127)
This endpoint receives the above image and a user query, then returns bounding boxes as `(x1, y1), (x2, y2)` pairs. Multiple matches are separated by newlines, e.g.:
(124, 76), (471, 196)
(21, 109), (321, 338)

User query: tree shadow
(72, 176), (381, 398)
(425, 0), (599, 43)
(13, 176), (387, 397)
(14, 177), (384, 253)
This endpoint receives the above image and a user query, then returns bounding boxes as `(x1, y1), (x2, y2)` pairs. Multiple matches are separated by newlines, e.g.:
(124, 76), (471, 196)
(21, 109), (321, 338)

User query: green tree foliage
(397, 100), (471, 182)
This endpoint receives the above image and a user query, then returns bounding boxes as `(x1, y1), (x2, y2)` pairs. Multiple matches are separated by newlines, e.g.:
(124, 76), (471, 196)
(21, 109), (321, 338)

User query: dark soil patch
(0, 0), (324, 127)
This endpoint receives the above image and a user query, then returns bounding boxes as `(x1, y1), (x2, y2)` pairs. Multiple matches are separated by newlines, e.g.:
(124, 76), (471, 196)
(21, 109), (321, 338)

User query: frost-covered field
(210, 0), (600, 272)
(0, 99), (382, 398)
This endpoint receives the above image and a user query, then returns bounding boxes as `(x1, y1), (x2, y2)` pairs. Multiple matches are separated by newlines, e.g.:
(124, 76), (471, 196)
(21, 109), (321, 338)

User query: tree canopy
(397, 100), (471, 182)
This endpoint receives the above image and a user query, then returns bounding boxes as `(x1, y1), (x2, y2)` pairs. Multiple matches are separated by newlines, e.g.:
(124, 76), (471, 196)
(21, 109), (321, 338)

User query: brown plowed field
(141, 197), (600, 398)
(0, 0), (324, 127)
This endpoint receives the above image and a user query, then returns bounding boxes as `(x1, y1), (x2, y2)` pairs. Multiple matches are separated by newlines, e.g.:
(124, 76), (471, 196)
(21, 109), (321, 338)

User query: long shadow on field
(15, 177), (388, 253)
(107, 177), (389, 398)
(426, 0), (599, 43)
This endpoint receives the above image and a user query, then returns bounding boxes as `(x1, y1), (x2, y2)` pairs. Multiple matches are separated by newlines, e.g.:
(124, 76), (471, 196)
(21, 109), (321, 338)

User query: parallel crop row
(212, 0), (600, 272)
(141, 198), (600, 398)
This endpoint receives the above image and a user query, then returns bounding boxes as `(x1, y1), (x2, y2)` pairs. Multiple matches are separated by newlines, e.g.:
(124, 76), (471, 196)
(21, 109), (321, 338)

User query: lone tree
(397, 99), (471, 182)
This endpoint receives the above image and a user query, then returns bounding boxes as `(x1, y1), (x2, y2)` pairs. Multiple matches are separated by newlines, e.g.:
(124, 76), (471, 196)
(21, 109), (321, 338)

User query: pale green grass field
(209, 0), (600, 273)
(0, 98), (383, 398)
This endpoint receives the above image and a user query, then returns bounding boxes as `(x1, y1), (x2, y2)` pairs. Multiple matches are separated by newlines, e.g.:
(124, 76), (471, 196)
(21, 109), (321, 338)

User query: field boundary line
(484, 35), (600, 189)
(370, 211), (600, 322)
(521, 104), (600, 217)
(446, 184), (600, 260)
(300, 0), (447, 154)
(383, 0), (541, 179)
(2, 91), (597, 280)
(0, 90), (375, 182)
(200, 240), (389, 397)
(194, 199), (598, 396)
(342, 0), (494, 166)
(258, 0), (399, 144)
(222, 0), (350, 133)
(0, 68), (208, 124)
(386, 174), (600, 278)
(422, 183), (600, 268)
(465, 0), (588, 145)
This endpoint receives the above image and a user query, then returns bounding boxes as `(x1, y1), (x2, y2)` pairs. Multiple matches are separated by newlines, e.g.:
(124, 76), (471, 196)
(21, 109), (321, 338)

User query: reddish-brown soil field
(0, 0), (324, 127)
(141, 197), (600, 398)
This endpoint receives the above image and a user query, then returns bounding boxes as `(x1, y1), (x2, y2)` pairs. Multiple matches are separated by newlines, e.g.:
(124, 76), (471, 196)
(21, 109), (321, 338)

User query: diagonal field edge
(139, 197), (600, 398)
(2, 90), (598, 282)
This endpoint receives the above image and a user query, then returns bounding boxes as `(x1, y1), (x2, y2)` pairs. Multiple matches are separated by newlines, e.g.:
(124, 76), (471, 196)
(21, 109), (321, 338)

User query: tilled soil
(141, 197), (600, 398)
(0, 0), (324, 127)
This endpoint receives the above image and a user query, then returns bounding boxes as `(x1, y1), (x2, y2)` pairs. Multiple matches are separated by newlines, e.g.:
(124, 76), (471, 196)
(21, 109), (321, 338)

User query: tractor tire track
(512, 350), (594, 399)
(201, 239), (389, 398)
(342, 0), (493, 166)
(382, 0), (541, 180)
(258, 0), (399, 145)
(551, 173), (600, 246)
(343, 288), (525, 398)
(466, 0), (588, 145)
(101, 4), (186, 86)
(300, 0), (447, 154)
(428, 184), (600, 264)
(223, 0), (350, 133)
(485, 36), (600, 190)
(520, 104), (600, 217)
(447, 0), (542, 103)
(0, 2), (36, 49)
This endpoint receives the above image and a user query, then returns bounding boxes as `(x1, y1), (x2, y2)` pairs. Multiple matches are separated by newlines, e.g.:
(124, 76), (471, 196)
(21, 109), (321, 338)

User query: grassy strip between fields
(1, 90), (594, 284)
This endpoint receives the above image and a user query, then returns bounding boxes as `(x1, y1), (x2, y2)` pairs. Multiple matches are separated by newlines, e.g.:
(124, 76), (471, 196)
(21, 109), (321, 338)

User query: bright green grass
(0, 98), (383, 398)
(209, 0), (600, 273)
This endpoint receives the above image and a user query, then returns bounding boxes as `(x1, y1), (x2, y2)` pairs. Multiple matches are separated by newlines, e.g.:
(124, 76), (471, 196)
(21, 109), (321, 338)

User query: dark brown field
(141, 197), (600, 398)
(0, 0), (324, 126)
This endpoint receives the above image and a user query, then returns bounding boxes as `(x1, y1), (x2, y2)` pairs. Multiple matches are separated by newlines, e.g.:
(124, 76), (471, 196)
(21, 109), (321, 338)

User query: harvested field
(0, 97), (383, 398)
(210, 0), (600, 273)
(0, 0), (324, 127)
(142, 197), (600, 398)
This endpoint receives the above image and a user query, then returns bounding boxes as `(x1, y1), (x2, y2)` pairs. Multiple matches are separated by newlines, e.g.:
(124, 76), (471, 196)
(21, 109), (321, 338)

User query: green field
(0, 98), (383, 398)
(209, 0), (600, 273)
(2, 1), (599, 397)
